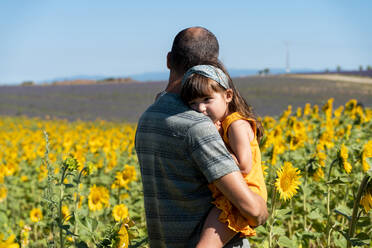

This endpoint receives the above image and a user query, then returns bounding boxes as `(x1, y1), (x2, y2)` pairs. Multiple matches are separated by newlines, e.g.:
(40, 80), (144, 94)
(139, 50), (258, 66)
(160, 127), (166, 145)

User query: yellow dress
(208, 112), (268, 237)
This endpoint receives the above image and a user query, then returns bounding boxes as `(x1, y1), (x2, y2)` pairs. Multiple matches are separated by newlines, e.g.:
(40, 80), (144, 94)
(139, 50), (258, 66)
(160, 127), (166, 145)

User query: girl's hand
(214, 121), (223, 136)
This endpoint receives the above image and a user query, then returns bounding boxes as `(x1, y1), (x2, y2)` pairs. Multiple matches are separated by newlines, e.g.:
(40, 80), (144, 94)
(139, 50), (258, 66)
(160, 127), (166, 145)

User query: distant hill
(129, 68), (316, 81)
(294, 70), (372, 78)
(47, 77), (138, 86)
(4, 68), (316, 86)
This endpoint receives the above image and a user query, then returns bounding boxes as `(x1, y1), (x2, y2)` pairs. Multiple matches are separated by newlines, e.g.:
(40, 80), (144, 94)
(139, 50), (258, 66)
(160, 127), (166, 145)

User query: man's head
(167, 27), (219, 75)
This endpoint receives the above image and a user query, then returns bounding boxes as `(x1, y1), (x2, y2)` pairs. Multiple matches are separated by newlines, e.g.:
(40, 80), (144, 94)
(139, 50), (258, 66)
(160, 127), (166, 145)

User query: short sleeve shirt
(135, 93), (249, 247)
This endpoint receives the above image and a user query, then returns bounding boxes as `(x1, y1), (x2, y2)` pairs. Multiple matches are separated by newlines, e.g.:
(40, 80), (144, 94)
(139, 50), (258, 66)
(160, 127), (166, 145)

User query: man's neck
(165, 71), (183, 94)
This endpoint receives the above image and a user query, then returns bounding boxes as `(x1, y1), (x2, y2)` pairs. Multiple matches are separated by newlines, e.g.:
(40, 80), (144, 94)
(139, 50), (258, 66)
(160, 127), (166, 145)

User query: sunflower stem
(43, 130), (56, 247)
(326, 158), (338, 247)
(303, 170), (307, 231)
(289, 198), (294, 238)
(347, 174), (370, 248)
(34, 223), (38, 241)
(59, 165), (67, 248)
(269, 189), (277, 248)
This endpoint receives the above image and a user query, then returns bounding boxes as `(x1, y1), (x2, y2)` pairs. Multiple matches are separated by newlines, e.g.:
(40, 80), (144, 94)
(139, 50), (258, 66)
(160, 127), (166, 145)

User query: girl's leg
(196, 206), (237, 248)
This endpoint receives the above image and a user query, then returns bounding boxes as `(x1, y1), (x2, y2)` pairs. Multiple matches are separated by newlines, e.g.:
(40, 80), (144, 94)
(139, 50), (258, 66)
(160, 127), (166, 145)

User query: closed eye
(188, 101), (197, 106)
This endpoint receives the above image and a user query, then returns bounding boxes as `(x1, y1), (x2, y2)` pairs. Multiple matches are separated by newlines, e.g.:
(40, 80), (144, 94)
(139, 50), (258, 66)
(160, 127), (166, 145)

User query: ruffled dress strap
(221, 112), (257, 144)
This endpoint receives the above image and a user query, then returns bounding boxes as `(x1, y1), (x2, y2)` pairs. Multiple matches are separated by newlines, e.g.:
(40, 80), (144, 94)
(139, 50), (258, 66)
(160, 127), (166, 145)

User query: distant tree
(325, 68), (329, 73)
(103, 77), (115, 81)
(359, 65), (363, 71)
(367, 65), (372, 71)
(263, 68), (270, 75)
(258, 70), (263, 75)
(336, 65), (341, 72)
(21, 81), (35, 86)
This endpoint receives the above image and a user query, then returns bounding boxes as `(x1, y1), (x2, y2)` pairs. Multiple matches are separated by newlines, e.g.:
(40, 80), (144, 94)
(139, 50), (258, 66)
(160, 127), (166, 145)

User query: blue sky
(1, 0), (371, 84)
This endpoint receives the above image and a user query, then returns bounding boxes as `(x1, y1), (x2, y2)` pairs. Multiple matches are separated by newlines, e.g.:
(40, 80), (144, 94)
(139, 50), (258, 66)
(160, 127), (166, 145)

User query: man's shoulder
(139, 93), (212, 129)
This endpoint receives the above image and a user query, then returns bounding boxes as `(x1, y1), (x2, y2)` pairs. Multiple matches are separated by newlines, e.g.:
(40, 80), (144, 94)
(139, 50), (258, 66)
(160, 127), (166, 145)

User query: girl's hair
(180, 61), (264, 141)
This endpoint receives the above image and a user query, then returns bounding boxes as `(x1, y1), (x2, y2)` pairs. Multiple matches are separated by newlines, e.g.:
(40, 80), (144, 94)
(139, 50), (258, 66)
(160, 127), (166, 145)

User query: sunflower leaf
(75, 241), (89, 248)
(354, 232), (371, 245)
(357, 217), (371, 227)
(334, 205), (352, 221)
(255, 225), (268, 235)
(275, 209), (291, 217)
(308, 209), (322, 220)
(326, 176), (350, 185)
(63, 183), (74, 188)
(277, 236), (296, 248)
(271, 226), (286, 236)
(350, 237), (370, 246)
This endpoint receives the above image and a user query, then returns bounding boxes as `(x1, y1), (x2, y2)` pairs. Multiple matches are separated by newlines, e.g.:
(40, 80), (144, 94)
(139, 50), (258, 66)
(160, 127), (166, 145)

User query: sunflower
(74, 193), (84, 209)
(334, 106), (344, 118)
(117, 224), (129, 248)
(0, 186), (7, 203)
(113, 165), (137, 189)
(339, 144), (348, 161)
(322, 98), (334, 120)
(296, 107), (302, 118)
(317, 151), (326, 167)
(112, 204), (129, 222)
(313, 168), (324, 182)
(0, 166), (4, 183)
(312, 105), (319, 117)
(261, 162), (268, 177)
(61, 205), (71, 221)
(275, 162), (301, 201)
(343, 161), (352, 174)
(30, 208), (43, 223)
(360, 192), (372, 213)
(88, 184), (110, 211)
(339, 144), (352, 174)
(20, 176), (28, 182)
(303, 103), (311, 116)
(362, 140), (372, 172)
(0, 234), (19, 248)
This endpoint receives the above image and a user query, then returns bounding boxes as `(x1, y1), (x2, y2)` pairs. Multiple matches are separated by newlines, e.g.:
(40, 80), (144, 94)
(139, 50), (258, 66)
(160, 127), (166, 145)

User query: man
(135, 26), (268, 247)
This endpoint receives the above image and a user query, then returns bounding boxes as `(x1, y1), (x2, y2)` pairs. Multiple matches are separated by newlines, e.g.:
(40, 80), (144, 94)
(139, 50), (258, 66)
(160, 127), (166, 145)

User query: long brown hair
(180, 62), (264, 141)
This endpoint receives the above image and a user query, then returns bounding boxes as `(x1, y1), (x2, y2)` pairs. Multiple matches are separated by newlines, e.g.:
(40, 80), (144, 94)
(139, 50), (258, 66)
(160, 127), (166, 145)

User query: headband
(181, 65), (230, 89)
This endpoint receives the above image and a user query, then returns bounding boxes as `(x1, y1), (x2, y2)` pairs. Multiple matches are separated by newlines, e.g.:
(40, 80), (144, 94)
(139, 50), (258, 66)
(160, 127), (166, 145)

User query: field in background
(0, 98), (371, 247)
(0, 76), (372, 123)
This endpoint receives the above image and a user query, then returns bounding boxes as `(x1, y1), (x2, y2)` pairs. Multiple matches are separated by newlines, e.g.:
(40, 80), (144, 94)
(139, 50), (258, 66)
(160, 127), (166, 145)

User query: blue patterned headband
(181, 65), (230, 89)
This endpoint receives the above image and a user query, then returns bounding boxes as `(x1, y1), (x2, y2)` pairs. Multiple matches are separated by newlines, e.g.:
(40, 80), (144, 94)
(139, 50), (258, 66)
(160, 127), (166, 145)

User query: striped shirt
(135, 92), (250, 247)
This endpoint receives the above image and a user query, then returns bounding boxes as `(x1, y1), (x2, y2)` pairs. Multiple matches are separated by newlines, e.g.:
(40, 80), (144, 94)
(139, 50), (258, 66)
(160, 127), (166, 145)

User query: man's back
(135, 93), (246, 247)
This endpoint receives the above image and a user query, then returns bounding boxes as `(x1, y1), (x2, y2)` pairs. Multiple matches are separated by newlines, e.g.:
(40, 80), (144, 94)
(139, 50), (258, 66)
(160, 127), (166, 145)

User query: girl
(180, 64), (267, 247)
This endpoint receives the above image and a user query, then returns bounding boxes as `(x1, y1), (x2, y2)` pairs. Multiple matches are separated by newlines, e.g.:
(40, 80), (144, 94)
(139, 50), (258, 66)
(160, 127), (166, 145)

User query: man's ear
(225, 89), (233, 103)
(167, 52), (171, 69)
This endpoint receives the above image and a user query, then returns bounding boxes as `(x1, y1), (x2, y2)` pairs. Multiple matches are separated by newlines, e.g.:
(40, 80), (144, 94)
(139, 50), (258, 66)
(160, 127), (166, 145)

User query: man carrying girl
(135, 26), (268, 248)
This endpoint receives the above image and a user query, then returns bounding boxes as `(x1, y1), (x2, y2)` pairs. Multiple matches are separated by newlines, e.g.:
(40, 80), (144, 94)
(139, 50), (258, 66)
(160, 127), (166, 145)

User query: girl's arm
(227, 119), (255, 174)
(196, 207), (237, 248)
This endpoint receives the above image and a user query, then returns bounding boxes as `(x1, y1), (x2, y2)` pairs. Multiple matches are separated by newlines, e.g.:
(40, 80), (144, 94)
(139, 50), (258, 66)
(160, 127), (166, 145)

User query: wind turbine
(285, 41), (290, 73)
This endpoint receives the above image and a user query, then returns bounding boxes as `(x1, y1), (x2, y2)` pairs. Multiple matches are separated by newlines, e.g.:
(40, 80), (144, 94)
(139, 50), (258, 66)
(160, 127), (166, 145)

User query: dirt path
(284, 74), (372, 85)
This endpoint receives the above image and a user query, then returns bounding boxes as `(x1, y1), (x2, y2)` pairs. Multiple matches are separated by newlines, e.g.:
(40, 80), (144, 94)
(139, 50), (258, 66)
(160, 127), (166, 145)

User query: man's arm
(213, 171), (268, 227)
(186, 120), (268, 226)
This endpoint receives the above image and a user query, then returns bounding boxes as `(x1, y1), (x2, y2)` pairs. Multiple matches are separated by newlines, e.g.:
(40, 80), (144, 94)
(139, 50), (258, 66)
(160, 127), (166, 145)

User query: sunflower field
(0, 118), (145, 247)
(0, 98), (371, 248)
(253, 99), (372, 248)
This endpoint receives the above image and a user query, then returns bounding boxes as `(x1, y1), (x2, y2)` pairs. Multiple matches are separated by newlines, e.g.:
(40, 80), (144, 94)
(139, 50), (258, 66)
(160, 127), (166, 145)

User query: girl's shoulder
(222, 112), (256, 143)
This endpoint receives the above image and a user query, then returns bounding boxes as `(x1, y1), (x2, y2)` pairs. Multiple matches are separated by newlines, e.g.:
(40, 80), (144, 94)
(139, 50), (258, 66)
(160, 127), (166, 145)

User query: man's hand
(213, 171), (269, 227)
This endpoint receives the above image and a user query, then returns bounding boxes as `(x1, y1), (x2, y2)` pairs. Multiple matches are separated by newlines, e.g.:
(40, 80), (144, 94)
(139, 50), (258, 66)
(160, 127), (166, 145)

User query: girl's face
(188, 89), (233, 123)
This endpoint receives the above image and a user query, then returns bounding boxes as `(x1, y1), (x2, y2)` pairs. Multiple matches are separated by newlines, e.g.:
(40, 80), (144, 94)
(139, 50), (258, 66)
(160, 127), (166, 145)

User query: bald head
(168, 27), (219, 74)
